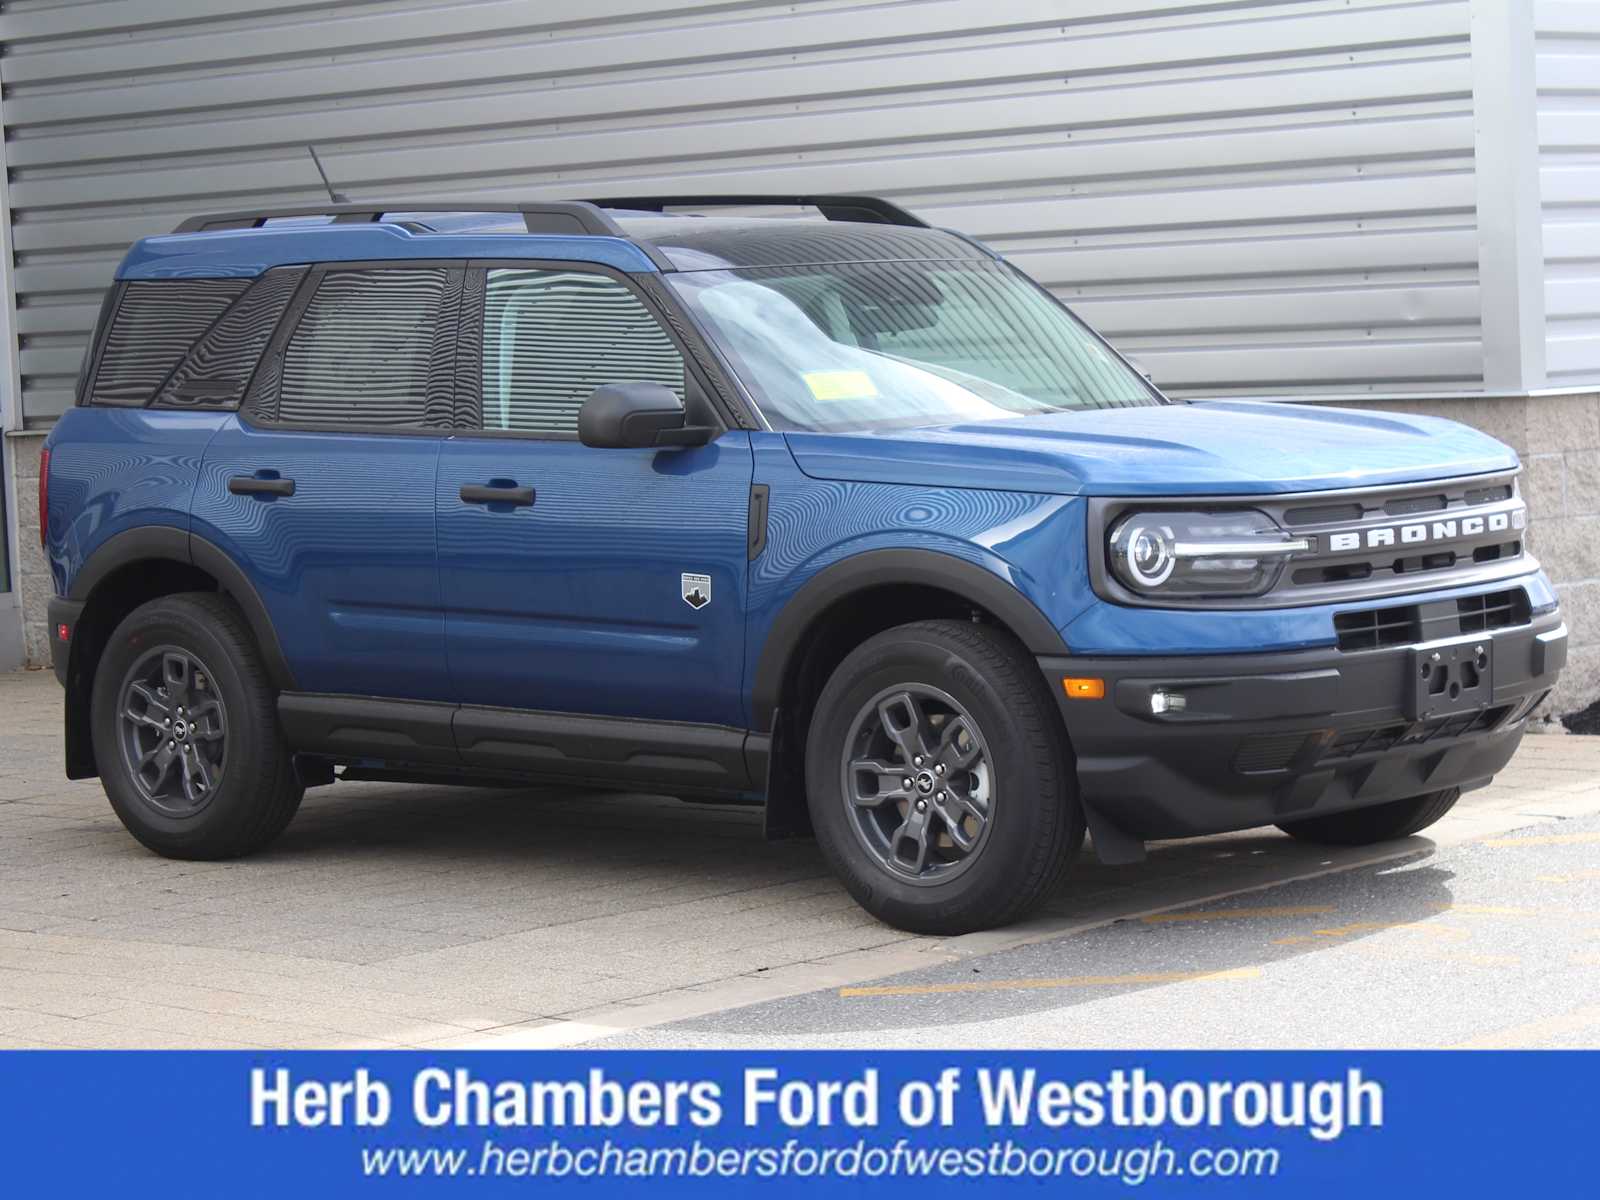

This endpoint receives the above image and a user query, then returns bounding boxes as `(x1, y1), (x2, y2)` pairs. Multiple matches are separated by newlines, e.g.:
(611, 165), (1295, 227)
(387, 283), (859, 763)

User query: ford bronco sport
(42, 195), (1568, 934)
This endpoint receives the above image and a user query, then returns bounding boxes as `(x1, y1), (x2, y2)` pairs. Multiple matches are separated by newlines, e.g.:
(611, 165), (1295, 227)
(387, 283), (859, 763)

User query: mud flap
(761, 710), (813, 840)
(1080, 798), (1147, 865)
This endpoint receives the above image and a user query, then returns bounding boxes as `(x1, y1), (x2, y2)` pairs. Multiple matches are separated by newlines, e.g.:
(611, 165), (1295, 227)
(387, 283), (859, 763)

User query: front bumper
(1041, 608), (1566, 842)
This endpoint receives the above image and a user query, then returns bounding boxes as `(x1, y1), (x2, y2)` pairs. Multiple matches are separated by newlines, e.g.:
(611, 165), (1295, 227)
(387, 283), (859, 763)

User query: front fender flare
(750, 547), (1069, 730)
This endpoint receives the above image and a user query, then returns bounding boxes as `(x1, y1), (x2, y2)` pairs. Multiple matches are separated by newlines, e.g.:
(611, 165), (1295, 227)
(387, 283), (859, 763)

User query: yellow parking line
(1311, 920), (1469, 940)
(1140, 905), (1333, 924)
(1538, 869), (1600, 884)
(1481, 831), (1600, 848)
(839, 967), (1260, 998)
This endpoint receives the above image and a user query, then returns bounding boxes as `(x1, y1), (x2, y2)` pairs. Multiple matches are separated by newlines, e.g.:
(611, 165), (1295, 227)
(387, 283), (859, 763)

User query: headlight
(1107, 510), (1309, 598)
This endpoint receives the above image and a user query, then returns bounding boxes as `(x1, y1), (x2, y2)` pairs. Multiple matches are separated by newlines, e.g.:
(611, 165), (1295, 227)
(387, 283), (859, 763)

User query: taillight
(38, 447), (49, 547)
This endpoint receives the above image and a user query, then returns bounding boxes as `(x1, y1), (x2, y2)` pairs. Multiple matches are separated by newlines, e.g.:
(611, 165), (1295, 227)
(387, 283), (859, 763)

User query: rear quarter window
(88, 279), (249, 406)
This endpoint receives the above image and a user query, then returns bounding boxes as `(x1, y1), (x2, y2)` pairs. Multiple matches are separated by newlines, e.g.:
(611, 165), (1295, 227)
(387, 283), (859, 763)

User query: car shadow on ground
(710, 838), (1457, 1036)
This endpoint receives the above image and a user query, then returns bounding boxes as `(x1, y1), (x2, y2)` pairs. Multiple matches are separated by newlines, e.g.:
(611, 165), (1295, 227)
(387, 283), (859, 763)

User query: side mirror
(577, 382), (714, 449)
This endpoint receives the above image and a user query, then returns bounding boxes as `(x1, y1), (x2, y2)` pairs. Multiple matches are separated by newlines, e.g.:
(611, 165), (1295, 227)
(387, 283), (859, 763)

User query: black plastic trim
(751, 548), (1070, 729)
(273, 694), (762, 795)
(585, 195), (927, 227)
(453, 705), (755, 791)
(1039, 607), (1565, 843)
(747, 484), (770, 560)
(69, 529), (298, 692)
(279, 694), (460, 765)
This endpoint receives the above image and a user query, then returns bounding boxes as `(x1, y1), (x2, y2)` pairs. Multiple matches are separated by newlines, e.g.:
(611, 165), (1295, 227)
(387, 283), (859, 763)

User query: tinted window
(481, 269), (684, 434)
(91, 279), (248, 407)
(278, 268), (457, 428)
(154, 267), (306, 410)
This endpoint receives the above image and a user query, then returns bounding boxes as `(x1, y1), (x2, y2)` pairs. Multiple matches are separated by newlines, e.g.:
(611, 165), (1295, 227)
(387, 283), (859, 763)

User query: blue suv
(42, 196), (1568, 933)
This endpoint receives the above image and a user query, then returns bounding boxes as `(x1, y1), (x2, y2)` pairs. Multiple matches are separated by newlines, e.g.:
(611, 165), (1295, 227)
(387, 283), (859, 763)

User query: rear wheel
(805, 619), (1083, 934)
(91, 593), (303, 859)
(1276, 787), (1460, 846)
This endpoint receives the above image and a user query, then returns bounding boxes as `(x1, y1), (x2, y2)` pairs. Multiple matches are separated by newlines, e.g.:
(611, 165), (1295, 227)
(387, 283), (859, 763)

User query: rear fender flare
(68, 527), (295, 691)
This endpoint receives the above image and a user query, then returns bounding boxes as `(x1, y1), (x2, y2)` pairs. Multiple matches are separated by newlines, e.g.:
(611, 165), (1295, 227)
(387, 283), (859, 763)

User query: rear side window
(276, 268), (461, 429)
(90, 279), (248, 406)
(154, 267), (306, 410)
(480, 268), (684, 434)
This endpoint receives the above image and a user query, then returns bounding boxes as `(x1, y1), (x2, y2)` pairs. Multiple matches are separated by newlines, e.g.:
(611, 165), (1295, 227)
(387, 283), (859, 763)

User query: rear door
(435, 264), (754, 731)
(192, 264), (464, 703)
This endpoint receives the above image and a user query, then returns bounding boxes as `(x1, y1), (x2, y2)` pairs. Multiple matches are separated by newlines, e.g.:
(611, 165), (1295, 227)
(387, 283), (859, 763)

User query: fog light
(1150, 689), (1186, 715)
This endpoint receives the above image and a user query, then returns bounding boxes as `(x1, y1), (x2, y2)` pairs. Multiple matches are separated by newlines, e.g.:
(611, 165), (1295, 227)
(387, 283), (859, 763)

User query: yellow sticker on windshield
(803, 370), (878, 402)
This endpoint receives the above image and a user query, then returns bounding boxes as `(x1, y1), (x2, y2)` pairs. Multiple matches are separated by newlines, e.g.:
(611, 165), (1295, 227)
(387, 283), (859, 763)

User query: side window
(276, 267), (459, 429)
(90, 279), (248, 407)
(481, 268), (684, 434)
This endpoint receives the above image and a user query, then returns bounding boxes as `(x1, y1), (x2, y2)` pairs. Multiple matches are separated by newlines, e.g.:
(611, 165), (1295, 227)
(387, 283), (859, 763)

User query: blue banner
(0, 1050), (1591, 1195)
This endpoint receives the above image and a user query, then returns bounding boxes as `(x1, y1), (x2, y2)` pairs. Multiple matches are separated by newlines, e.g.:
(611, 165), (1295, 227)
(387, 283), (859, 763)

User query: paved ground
(600, 810), (1600, 1050)
(0, 668), (1596, 1050)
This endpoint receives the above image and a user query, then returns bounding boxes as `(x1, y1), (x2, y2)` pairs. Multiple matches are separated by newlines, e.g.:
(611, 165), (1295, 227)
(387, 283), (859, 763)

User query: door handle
(460, 483), (535, 506)
(228, 475), (295, 497)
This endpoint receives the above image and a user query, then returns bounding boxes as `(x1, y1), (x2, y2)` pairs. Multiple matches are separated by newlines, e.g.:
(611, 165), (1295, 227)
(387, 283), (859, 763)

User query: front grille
(1271, 472), (1527, 601)
(1458, 588), (1531, 633)
(1334, 587), (1530, 653)
(1334, 606), (1421, 652)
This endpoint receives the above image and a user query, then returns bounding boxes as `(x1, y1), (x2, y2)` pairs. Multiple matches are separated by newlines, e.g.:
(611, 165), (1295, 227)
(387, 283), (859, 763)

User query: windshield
(669, 259), (1158, 433)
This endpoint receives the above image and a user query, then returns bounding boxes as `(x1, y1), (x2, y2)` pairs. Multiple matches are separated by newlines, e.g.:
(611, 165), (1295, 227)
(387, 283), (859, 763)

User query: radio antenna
(307, 145), (349, 205)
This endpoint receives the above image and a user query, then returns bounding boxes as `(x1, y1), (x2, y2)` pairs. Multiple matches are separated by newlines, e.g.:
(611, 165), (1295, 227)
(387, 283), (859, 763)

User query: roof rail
(171, 201), (627, 238)
(582, 194), (927, 227)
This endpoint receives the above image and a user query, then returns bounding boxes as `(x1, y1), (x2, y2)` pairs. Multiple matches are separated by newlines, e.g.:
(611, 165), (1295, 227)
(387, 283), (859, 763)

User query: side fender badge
(681, 573), (711, 610)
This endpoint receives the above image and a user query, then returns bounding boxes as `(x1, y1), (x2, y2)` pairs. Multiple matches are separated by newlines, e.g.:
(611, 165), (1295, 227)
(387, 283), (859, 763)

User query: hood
(783, 400), (1519, 496)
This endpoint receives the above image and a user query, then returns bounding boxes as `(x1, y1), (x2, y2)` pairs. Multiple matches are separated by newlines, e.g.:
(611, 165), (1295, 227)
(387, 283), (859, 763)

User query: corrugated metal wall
(1537, 0), (1600, 384)
(0, 0), (1482, 426)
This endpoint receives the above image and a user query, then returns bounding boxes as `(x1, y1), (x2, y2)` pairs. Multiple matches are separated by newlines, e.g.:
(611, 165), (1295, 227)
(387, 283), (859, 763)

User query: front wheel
(1276, 787), (1461, 846)
(90, 592), (304, 860)
(805, 619), (1083, 934)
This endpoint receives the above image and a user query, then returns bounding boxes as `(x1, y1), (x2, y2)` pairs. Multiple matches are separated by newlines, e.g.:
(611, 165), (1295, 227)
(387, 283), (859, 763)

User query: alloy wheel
(117, 647), (228, 817)
(840, 683), (994, 884)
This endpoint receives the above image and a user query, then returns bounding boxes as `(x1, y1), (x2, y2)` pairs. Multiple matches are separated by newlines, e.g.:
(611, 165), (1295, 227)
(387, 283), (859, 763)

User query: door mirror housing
(578, 382), (713, 449)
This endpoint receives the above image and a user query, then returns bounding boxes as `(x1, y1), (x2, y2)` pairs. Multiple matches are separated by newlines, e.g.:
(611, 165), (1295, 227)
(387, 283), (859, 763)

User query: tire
(804, 619), (1083, 935)
(1275, 787), (1461, 846)
(90, 592), (304, 860)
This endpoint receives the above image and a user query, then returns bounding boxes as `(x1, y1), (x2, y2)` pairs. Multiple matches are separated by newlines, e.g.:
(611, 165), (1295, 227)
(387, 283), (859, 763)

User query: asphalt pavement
(597, 808), (1600, 1050)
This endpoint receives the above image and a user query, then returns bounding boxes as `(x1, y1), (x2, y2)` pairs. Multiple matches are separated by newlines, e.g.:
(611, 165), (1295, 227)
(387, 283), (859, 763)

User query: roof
(117, 196), (994, 280)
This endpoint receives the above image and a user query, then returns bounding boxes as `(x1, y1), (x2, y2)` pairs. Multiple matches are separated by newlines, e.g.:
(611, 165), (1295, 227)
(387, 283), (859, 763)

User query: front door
(436, 265), (754, 732)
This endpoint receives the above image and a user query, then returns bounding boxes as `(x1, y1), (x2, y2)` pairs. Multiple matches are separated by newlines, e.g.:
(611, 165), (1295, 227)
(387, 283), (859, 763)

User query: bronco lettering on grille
(1326, 511), (1514, 553)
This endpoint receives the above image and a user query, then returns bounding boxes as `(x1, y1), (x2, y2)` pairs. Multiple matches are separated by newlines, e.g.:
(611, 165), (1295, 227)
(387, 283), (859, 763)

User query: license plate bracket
(1409, 636), (1494, 721)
